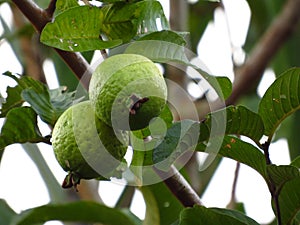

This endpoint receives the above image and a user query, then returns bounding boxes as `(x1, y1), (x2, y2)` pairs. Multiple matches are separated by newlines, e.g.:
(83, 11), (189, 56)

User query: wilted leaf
(11, 201), (136, 225)
(179, 205), (260, 225)
(258, 68), (300, 139)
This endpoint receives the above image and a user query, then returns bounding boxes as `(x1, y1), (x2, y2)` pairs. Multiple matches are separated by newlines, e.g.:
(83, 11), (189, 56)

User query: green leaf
(101, 1), (168, 42)
(55, 0), (79, 14)
(267, 164), (299, 193)
(1, 73), (76, 126)
(0, 72), (45, 117)
(140, 187), (160, 225)
(0, 199), (16, 225)
(41, 6), (122, 51)
(277, 177), (300, 225)
(153, 120), (200, 171)
(143, 182), (184, 225)
(11, 201), (136, 225)
(205, 105), (265, 143)
(125, 40), (232, 100)
(179, 205), (260, 225)
(0, 107), (47, 151)
(22, 86), (76, 126)
(0, 72), (75, 126)
(258, 68), (300, 139)
(290, 156), (300, 168)
(137, 30), (187, 46)
(196, 136), (267, 178)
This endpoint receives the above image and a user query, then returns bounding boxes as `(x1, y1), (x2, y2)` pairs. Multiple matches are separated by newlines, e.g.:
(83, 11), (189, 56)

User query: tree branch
(153, 165), (202, 207)
(11, 0), (92, 90)
(226, 0), (300, 105)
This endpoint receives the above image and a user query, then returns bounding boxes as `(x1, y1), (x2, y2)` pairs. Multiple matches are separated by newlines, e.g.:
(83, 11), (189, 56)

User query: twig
(227, 162), (240, 209)
(153, 165), (202, 207)
(226, 0), (300, 105)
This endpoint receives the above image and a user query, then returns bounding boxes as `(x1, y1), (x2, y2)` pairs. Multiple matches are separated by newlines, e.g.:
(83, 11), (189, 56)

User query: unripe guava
(51, 101), (128, 188)
(89, 54), (167, 131)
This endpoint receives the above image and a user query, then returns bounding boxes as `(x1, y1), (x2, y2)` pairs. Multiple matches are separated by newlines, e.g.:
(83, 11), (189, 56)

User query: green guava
(89, 54), (167, 131)
(51, 101), (128, 188)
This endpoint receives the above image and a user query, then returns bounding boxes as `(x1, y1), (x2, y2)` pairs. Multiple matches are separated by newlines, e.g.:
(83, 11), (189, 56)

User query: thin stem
(115, 186), (135, 209)
(231, 162), (240, 201)
(153, 165), (202, 207)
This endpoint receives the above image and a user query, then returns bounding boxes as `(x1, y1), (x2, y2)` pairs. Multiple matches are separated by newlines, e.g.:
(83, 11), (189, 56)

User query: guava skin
(51, 101), (128, 184)
(89, 54), (167, 131)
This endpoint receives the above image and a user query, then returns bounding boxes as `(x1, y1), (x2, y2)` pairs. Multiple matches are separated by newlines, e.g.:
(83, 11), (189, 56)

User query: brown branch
(11, 0), (92, 90)
(153, 165), (203, 207)
(226, 0), (300, 105)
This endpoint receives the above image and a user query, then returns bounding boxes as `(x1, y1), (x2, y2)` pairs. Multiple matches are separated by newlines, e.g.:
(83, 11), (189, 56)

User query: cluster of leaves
(1, 0), (300, 225)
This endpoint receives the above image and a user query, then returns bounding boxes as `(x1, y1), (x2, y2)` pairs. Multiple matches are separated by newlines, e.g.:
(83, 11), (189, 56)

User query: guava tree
(0, 0), (300, 225)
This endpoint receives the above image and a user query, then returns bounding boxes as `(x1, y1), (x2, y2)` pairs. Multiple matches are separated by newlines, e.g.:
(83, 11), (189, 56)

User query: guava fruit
(89, 54), (167, 131)
(51, 101), (128, 188)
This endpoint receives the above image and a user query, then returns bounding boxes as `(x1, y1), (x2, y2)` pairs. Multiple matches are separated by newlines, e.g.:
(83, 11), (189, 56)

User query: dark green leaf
(290, 156), (300, 168)
(267, 164), (299, 193)
(11, 201), (136, 225)
(125, 40), (232, 100)
(137, 30), (187, 46)
(0, 72), (45, 117)
(205, 105), (264, 143)
(101, 1), (168, 42)
(258, 68), (300, 139)
(41, 6), (122, 51)
(0, 107), (47, 151)
(179, 205), (260, 225)
(196, 136), (267, 178)
(0, 199), (16, 225)
(22, 86), (76, 126)
(1, 72), (75, 126)
(277, 177), (300, 225)
(153, 120), (200, 171)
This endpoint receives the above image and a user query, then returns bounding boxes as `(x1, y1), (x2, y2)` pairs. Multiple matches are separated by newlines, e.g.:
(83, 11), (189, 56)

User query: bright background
(0, 1), (291, 224)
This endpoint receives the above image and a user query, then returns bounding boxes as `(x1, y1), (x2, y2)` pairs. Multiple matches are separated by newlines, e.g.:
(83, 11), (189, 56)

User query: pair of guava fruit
(51, 54), (167, 188)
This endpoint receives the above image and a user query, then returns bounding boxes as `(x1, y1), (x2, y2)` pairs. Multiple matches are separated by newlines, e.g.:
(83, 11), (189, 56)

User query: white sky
(0, 1), (291, 224)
